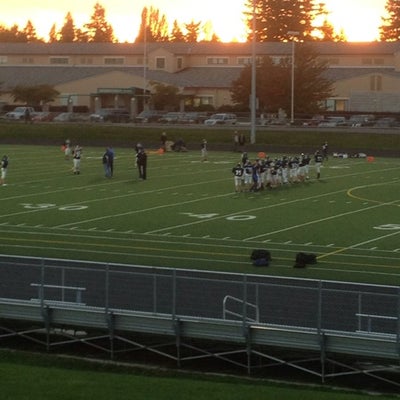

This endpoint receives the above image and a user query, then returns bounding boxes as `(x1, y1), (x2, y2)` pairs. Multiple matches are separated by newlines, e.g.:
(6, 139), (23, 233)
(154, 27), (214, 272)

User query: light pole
(288, 31), (299, 125)
(250, 0), (257, 144)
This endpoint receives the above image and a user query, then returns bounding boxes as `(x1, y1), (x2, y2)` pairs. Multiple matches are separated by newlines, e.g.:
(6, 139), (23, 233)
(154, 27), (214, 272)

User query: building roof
(325, 67), (399, 81)
(1, 41), (400, 57)
(0, 66), (243, 90)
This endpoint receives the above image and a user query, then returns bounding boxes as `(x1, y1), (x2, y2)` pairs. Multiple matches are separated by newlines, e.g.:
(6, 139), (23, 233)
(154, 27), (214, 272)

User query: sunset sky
(0, 0), (387, 42)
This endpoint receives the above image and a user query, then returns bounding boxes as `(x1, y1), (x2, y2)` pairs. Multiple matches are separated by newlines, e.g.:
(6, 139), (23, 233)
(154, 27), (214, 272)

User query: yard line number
(374, 224), (400, 231)
(21, 203), (88, 211)
(181, 212), (256, 221)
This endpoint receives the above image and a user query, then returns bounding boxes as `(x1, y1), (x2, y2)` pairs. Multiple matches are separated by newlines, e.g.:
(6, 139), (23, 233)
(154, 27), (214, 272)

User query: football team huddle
(232, 150), (324, 193)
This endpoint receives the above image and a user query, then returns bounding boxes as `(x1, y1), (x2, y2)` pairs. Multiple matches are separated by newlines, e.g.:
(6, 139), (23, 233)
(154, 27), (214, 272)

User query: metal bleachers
(0, 255), (399, 386)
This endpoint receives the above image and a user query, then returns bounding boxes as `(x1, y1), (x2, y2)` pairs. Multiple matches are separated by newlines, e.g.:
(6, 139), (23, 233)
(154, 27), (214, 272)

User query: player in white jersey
(243, 160), (253, 191)
(73, 145), (82, 174)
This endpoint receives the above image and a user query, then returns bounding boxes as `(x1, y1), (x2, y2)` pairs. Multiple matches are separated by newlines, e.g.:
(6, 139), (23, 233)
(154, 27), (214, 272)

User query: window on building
(207, 57), (228, 65)
(177, 57), (183, 69)
(328, 58), (339, 65)
(0, 56), (8, 64)
(104, 57), (124, 65)
(156, 57), (166, 69)
(362, 58), (373, 65)
(22, 57), (34, 64)
(370, 75), (382, 91)
(238, 57), (251, 65)
(189, 96), (214, 107)
(50, 57), (69, 64)
(80, 57), (93, 64)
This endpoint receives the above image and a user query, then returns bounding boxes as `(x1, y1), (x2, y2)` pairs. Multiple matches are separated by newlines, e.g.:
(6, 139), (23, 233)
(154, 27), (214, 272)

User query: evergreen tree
(59, 12), (76, 42)
(311, 3), (344, 41)
(84, 2), (115, 42)
(170, 20), (185, 42)
(135, 6), (169, 43)
(244, 0), (331, 42)
(202, 21), (221, 42)
(48, 24), (58, 43)
(0, 24), (28, 42)
(230, 43), (333, 114)
(380, 0), (400, 41)
(151, 8), (169, 41)
(75, 28), (90, 43)
(184, 20), (201, 42)
(23, 20), (40, 42)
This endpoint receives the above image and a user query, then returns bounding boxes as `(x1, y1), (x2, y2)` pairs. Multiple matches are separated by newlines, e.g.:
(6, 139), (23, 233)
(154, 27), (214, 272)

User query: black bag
(294, 252), (317, 268)
(250, 249), (271, 261)
(253, 258), (269, 267)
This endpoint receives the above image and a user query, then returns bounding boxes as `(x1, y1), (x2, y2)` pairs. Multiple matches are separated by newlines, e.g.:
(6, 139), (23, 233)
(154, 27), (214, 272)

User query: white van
(204, 113), (237, 125)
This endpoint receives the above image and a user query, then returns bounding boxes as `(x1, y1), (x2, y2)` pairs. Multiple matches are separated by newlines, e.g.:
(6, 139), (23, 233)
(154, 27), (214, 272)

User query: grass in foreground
(0, 351), (398, 400)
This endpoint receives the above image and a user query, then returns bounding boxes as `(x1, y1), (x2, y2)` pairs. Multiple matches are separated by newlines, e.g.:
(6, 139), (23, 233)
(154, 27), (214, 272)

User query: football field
(0, 144), (399, 285)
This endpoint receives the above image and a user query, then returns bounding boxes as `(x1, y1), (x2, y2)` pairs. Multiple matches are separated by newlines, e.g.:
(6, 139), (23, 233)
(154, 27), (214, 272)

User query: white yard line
(244, 198), (400, 241)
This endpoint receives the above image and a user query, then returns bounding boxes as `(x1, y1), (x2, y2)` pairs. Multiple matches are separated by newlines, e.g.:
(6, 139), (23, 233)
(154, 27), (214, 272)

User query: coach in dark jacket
(136, 147), (147, 180)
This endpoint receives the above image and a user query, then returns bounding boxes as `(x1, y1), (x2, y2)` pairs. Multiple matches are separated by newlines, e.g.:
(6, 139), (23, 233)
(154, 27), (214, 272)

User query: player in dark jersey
(314, 150), (324, 179)
(232, 162), (244, 192)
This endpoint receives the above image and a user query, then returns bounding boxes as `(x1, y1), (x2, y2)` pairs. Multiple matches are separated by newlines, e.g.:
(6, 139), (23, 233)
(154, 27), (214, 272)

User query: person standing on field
(0, 155), (9, 186)
(102, 149), (111, 178)
(232, 162), (244, 192)
(233, 130), (239, 152)
(72, 145), (82, 174)
(106, 146), (114, 177)
(201, 139), (208, 161)
(314, 150), (323, 179)
(136, 147), (147, 180)
(322, 141), (328, 161)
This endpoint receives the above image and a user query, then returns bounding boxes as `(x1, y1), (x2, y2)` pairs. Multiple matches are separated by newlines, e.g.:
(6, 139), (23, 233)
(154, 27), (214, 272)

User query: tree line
(1, 0), (400, 44)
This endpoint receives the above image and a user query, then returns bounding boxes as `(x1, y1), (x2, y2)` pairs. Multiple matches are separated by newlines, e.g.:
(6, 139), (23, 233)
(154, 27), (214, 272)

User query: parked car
(374, 117), (398, 127)
(347, 114), (375, 127)
(133, 110), (165, 123)
(53, 112), (74, 122)
(90, 108), (131, 123)
(178, 112), (208, 124)
(31, 111), (55, 122)
(103, 109), (131, 123)
(204, 113), (237, 125)
(158, 112), (186, 124)
(89, 109), (110, 122)
(318, 116), (346, 127)
(5, 106), (36, 121)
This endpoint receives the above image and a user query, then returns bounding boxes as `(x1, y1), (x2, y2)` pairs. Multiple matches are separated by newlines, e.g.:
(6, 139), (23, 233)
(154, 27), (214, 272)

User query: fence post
(105, 264), (110, 312)
(397, 287), (400, 357)
(317, 280), (322, 334)
(61, 267), (65, 302)
(172, 269), (177, 320)
(153, 270), (157, 314)
(40, 259), (45, 307)
(242, 275), (248, 330)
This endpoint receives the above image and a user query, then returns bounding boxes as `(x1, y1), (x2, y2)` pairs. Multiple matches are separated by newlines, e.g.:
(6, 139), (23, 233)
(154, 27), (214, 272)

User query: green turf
(0, 144), (399, 285)
(0, 351), (397, 400)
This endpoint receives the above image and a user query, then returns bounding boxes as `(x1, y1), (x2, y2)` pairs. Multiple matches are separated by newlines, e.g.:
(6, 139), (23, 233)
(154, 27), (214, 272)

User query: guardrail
(30, 283), (86, 305)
